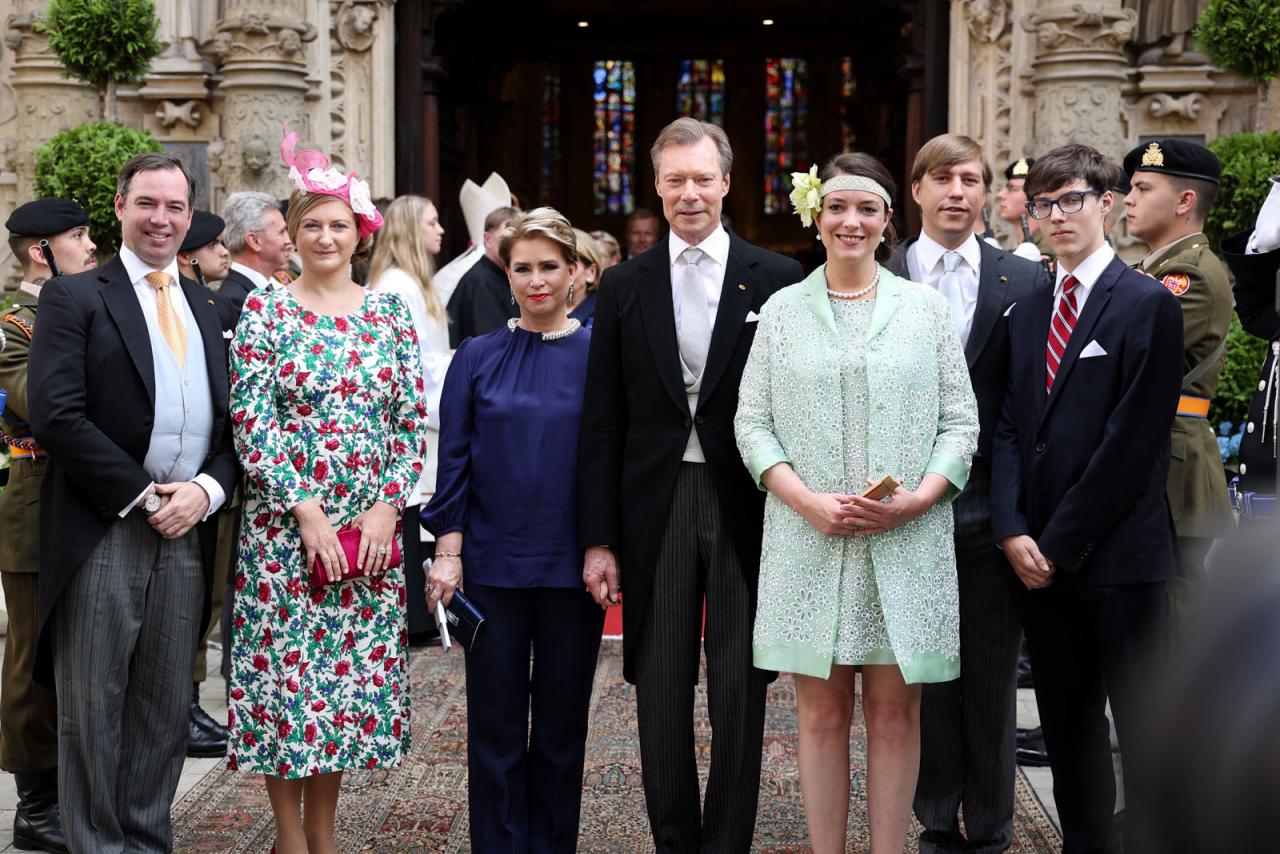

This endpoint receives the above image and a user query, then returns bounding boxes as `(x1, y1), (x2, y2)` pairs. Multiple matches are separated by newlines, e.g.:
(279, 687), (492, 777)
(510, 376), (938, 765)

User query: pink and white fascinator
(281, 127), (384, 239)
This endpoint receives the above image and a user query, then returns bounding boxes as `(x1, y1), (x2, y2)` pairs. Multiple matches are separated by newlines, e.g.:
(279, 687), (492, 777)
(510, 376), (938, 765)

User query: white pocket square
(1080, 339), (1107, 358)
(222, 329), (234, 340)
(1003, 302), (1016, 317)
(745, 311), (760, 323)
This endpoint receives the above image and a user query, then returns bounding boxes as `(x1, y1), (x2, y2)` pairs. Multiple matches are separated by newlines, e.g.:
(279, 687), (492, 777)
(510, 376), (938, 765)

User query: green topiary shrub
(34, 122), (163, 258)
(37, 0), (163, 120)
(39, 0), (162, 88)
(1211, 314), (1272, 427)
(1204, 132), (1280, 249)
(1195, 0), (1280, 82)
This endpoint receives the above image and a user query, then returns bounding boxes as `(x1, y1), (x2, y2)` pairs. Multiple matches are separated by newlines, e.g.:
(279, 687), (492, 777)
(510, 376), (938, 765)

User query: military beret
(180, 210), (225, 253)
(1005, 158), (1035, 181)
(1123, 138), (1221, 185)
(4, 197), (89, 238)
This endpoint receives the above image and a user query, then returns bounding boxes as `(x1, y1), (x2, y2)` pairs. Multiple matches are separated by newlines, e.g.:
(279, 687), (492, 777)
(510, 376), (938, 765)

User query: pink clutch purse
(309, 527), (401, 588)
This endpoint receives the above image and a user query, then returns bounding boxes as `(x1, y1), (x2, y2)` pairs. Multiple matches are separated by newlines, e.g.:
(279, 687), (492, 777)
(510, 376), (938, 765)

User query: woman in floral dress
(227, 134), (427, 854)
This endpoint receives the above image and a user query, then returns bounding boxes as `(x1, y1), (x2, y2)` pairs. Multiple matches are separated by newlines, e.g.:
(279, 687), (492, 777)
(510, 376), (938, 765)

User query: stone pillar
(1021, 1), (1137, 162)
(949, 0), (1040, 245)
(3, 0), (100, 202)
(206, 0), (316, 204)
(326, 0), (396, 199)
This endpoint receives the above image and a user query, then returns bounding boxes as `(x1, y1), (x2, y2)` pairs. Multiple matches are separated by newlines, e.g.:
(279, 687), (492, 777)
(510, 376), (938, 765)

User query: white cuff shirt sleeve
(192, 474), (227, 520)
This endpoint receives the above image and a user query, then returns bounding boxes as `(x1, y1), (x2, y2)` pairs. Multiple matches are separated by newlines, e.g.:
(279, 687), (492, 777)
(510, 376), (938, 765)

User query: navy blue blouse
(420, 323), (590, 588)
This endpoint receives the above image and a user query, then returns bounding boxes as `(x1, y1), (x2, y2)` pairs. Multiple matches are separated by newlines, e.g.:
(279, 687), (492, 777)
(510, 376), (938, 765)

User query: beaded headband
(819, 175), (893, 208)
(789, 165), (893, 227)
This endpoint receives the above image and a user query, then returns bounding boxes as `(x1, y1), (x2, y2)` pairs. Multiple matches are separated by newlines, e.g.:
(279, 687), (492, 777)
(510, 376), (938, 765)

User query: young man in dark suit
(886, 134), (1050, 854)
(28, 153), (240, 853)
(578, 117), (803, 852)
(991, 144), (1184, 853)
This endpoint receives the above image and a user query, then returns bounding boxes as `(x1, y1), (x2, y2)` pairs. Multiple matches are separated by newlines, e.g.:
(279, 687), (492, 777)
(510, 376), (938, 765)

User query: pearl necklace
(827, 266), (880, 301)
(507, 317), (582, 341)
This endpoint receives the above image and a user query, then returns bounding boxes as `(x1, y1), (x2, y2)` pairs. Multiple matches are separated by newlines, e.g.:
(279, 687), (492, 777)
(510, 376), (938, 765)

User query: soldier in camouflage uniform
(0, 197), (96, 853)
(1123, 138), (1236, 633)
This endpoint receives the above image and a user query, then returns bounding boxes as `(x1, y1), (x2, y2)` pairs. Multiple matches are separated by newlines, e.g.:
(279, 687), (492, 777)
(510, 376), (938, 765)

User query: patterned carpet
(172, 641), (1061, 852)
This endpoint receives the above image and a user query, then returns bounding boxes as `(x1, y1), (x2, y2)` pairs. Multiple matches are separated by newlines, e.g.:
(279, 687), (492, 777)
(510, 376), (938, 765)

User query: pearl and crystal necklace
(827, 265), (880, 300)
(507, 317), (582, 341)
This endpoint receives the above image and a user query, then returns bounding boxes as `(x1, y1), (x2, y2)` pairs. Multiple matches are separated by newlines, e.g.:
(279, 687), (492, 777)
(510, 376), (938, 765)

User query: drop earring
(567, 281), (575, 303)
(880, 234), (887, 243)
(509, 289), (516, 305)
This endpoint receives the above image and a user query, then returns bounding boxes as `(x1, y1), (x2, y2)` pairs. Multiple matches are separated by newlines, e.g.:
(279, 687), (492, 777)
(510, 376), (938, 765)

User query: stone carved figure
(1125, 0), (1209, 65)
(335, 1), (378, 53)
(156, 0), (204, 60)
(963, 0), (1009, 44)
(242, 137), (271, 173)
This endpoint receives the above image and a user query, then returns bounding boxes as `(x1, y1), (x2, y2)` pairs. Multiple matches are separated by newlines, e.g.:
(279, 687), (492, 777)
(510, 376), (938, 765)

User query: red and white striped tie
(1045, 275), (1079, 394)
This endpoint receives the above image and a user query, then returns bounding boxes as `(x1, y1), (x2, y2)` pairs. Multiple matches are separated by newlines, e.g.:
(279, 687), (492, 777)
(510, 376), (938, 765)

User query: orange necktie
(145, 271), (187, 369)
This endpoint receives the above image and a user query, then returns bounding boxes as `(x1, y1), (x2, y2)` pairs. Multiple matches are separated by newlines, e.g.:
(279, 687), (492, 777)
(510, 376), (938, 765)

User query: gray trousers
(54, 510), (203, 854)
(915, 468), (1022, 854)
(633, 463), (770, 854)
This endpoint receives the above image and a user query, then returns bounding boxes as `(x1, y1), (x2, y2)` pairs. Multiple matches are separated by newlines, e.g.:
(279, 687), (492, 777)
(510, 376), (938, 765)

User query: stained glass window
(763, 57), (809, 215)
(676, 59), (726, 125)
(542, 65), (562, 205)
(592, 60), (636, 215)
(839, 56), (856, 152)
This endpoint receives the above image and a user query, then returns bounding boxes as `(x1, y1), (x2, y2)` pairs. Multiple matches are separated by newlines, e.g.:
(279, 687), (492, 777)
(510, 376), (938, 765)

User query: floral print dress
(226, 286), (427, 778)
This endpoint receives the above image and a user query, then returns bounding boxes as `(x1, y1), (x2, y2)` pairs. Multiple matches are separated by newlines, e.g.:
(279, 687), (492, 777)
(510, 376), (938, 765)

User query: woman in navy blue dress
(421, 207), (603, 853)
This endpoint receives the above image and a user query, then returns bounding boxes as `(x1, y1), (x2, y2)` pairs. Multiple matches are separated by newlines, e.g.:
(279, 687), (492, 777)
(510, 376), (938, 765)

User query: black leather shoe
(187, 684), (228, 758)
(1015, 726), (1051, 767)
(187, 712), (228, 758)
(189, 686), (227, 742)
(13, 772), (69, 853)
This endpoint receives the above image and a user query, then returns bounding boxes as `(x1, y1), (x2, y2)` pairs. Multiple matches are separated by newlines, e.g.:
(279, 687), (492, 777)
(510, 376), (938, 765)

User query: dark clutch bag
(442, 590), (486, 652)
(308, 527), (401, 588)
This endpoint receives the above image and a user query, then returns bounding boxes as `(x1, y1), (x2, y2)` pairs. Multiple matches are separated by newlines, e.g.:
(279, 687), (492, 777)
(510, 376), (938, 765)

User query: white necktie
(937, 251), (969, 344)
(678, 247), (710, 378)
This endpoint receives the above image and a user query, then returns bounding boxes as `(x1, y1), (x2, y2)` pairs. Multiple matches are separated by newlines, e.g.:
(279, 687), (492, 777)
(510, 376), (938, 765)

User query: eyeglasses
(1025, 190), (1102, 220)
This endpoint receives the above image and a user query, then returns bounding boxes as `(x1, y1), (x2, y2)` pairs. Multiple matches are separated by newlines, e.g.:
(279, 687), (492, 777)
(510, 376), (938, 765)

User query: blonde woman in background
(568, 228), (603, 326)
(590, 229), (621, 270)
(368, 194), (449, 642)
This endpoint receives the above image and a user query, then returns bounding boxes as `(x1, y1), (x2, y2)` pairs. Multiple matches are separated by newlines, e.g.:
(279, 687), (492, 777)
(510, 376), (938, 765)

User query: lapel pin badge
(737, 283), (746, 291)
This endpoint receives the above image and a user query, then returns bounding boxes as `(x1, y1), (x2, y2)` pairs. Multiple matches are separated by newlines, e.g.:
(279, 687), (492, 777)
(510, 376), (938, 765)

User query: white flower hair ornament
(789, 164), (895, 229)
(789, 165), (823, 228)
(280, 127), (384, 239)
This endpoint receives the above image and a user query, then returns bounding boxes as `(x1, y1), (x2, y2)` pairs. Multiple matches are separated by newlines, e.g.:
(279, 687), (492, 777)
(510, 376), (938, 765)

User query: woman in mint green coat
(735, 152), (978, 853)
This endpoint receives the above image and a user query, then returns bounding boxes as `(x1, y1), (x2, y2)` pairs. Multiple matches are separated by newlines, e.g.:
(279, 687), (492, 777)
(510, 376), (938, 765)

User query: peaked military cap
(1123, 138), (1221, 185)
(180, 210), (226, 253)
(1005, 158), (1035, 181)
(4, 197), (89, 238)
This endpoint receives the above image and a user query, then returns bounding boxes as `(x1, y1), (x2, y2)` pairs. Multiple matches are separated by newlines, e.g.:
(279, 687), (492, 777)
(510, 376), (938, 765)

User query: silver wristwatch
(143, 493), (163, 515)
